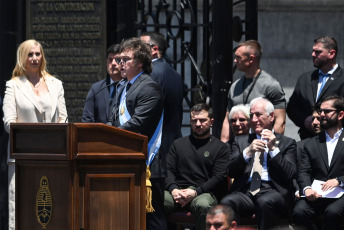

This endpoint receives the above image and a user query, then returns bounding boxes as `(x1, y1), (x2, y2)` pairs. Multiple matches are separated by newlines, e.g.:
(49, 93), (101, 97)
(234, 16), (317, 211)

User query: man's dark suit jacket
(151, 59), (184, 157)
(287, 66), (344, 139)
(82, 77), (112, 123)
(112, 73), (164, 178)
(228, 133), (297, 205)
(298, 132), (344, 190)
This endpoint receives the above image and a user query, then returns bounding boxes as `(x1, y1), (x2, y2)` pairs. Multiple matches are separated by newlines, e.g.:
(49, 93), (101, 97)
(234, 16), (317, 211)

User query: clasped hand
(171, 188), (197, 207)
(246, 130), (276, 157)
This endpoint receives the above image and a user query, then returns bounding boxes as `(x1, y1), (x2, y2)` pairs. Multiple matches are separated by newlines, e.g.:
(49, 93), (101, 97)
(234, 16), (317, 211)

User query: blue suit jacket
(82, 77), (112, 123)
(150, 59), (184, 155)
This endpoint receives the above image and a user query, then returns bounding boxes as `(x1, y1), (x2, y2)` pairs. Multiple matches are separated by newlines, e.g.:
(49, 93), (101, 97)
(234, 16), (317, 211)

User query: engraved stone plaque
(26, 0), (106, 122)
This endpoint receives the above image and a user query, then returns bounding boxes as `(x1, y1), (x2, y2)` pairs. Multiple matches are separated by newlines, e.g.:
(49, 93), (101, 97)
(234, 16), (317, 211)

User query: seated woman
(227, 104), (250, 146)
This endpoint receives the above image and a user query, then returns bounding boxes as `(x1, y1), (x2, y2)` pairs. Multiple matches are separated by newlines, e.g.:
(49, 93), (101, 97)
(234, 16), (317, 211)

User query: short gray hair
(250, 97), (274, 115)
(228, 104), (250, 120)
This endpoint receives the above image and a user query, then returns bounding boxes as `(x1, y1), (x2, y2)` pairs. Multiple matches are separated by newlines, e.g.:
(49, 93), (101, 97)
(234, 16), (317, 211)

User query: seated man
(164, 103), (229, 230)
(221, 97), (297, 230)
(206, 204), (238, 230)
(293, 95), (344, 230)
(294, 105), (322, 198)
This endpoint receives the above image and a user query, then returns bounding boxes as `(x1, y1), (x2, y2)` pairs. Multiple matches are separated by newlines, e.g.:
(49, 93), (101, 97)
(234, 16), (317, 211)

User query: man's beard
(192, 127), (210, 138)
(320, 116), (338, 130)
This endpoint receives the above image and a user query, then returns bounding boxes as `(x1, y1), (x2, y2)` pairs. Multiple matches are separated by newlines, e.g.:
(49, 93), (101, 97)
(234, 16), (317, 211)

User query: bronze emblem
(36, 176), (53, 229)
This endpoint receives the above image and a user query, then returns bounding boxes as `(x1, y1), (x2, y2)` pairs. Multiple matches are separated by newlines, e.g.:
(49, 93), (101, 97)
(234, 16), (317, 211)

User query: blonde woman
(3, 39), (67, 229)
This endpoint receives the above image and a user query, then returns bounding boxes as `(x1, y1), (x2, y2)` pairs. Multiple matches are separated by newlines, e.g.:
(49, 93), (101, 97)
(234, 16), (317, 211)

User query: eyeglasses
(229, 118), (248, 123)
(114, 57), (133, 64)
(317, 109), (338, 114)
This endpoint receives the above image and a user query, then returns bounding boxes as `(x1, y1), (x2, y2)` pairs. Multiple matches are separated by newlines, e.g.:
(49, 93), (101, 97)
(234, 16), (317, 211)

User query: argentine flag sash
(119, 82), (163, 166)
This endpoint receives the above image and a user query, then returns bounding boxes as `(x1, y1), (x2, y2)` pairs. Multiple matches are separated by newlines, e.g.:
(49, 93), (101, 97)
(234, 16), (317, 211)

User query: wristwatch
(335, 177), (341, 184)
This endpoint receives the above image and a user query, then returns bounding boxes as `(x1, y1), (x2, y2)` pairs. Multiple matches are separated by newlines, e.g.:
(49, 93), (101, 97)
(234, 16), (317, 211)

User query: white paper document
(311, 179), (344, 198)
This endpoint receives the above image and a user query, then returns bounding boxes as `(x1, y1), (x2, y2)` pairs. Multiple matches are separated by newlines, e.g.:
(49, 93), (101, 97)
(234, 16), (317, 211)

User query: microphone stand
(182, 41), (210, 105)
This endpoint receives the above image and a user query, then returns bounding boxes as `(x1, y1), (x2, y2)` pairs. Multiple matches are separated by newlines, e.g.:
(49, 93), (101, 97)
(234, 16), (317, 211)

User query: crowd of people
(2, 34), (344, 230)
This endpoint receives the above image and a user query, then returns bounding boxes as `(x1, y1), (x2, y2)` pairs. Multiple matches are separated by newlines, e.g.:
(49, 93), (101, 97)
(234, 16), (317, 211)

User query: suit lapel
(15, 76), (43, 114)
(311, 71), (319, 102)
(316, 133), (329, 170)
(317, 67), (342, 102)
(100, 79), (110, 119)
(45, 77), (58, 119)
(126, 74), (144, 98)
(329, 130), (344, 169)
(245, 134), (256, 174)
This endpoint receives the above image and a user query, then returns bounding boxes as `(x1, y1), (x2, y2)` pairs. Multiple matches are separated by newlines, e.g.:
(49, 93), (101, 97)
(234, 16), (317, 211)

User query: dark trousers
(146, 178), (168, 230)
(293, 196), (344, 230)
(221, 182), (287, 230)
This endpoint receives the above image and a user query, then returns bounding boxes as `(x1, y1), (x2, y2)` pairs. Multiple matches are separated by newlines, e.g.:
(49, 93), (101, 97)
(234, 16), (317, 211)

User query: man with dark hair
(140, 31), (184, 163)
(206, 204), (238, 230)
(164, 103), (228, 230)
(293, 95), (344, 230)
(221, 40), (286, 143)
(294, 104), (322, 198)
(108, 37), (166, 229)
(287, 36), (344, 140)
(221, 97), (297, 230)
(82, 44), (122, 123)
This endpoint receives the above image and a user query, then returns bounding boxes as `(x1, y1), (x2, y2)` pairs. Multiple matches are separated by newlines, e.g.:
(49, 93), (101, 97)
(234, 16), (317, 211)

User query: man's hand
(179, 188), (197, 207)
(321, 179), (340, 191)
(245, 139), (266, 157)
(304, 188), (322, 201)
(171, 188), (197, 207)
(171, 189), (187, 206)
(261, 129), (277, 151)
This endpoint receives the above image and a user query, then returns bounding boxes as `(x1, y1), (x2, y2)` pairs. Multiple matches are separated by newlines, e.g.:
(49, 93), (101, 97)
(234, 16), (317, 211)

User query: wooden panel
(72, 123), (147, 160)
(10, 123), (70, 160)
(16, 161), (72, 230)
(84, 174), (135, 230)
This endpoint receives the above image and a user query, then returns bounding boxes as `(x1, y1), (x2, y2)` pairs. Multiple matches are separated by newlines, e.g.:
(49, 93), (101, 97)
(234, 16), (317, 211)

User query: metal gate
(135, 0), (257, 137)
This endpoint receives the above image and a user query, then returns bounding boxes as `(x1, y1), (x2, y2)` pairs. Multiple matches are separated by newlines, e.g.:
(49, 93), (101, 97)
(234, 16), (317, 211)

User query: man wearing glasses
(108, 38), (166, 229)
(82, 44), (122, 123)
(293, 95), (344, 230)
(220, 97), (297, 230)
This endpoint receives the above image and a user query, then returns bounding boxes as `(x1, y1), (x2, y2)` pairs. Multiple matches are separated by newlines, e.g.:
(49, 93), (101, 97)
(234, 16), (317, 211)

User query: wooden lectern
(11, 123), (147, 230)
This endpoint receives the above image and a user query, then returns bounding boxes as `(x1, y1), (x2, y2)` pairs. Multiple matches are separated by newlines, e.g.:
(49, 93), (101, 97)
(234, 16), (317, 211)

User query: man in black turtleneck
(164, 103), (229, 230)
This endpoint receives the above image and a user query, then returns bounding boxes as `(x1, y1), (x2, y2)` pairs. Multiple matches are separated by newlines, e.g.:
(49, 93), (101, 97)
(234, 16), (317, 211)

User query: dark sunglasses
(317, 109), (338, 114)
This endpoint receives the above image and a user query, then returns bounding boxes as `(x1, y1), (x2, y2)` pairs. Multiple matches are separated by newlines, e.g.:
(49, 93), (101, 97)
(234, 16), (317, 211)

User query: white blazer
(3, 75), (68, 162)
(3, 75), (68, 133)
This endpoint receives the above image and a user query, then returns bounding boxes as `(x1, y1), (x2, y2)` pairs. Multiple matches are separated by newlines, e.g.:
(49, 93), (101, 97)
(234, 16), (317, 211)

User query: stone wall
(233, 0), (344, 140)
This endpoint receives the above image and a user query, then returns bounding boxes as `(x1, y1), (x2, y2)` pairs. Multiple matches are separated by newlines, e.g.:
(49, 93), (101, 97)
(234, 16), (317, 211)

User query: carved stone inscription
(27, 0), (106, 122)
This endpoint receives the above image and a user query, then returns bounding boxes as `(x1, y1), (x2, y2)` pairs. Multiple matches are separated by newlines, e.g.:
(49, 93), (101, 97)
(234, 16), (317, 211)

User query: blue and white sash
(119, 91), (163, 166)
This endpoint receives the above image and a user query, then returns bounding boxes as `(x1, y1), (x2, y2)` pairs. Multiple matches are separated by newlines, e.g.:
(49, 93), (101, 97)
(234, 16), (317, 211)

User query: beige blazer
(3, 75), (68, 162)
(3, 75), (68, 133)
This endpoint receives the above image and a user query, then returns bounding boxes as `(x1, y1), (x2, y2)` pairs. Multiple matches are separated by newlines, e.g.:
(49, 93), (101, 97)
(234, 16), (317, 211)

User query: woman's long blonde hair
(12, 39), (51, 79)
